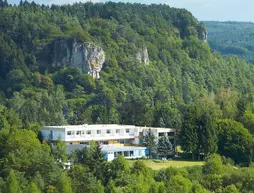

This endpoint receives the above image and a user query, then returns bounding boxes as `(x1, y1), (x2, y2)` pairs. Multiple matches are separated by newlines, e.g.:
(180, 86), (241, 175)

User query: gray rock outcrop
(136, 46), (149, 65)
(39, 38), (105, 79)
(198, 30), (208, 42)
(197, 23), (208, 42)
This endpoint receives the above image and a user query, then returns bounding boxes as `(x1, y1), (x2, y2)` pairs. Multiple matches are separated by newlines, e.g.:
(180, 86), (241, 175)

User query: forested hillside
(0, 2), (254, 127)
(204, 21), (254, 63)
(1, 1), (254, 192)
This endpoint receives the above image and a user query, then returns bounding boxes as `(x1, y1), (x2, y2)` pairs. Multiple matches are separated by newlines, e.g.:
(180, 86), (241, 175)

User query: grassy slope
(128, 160), (204, 170)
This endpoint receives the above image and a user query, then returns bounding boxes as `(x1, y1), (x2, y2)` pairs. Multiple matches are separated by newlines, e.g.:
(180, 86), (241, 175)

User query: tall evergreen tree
(196, 113), (218, 157)
(56, 173), (73, 193)
(27, 182), (41, 193)
(180, 98), (219, 159)
(157, 136), (173, 158)
(179, 105), (199, 160)
(4, 170), (22, 193)
(143, 128), (156, 157)
(88, 142), (108, 183)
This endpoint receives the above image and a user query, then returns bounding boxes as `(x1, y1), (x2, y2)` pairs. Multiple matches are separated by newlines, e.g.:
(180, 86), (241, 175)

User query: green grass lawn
(128, 159), (204, 170)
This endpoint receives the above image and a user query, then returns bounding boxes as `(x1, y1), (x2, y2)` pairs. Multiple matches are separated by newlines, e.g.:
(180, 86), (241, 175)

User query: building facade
(41, 124), (175, 145)
(67, 144), (147, 161)
(41, 124), (176, 160)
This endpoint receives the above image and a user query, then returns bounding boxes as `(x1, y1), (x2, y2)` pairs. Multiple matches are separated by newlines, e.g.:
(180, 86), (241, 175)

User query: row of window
(158, 132), (175, 137)
(113, 150), (143, 157)
(116, 139), (130, 144)
(67, 129), (130, 136)
(70, 141), (109, 145)
(114, 151), (134, 157)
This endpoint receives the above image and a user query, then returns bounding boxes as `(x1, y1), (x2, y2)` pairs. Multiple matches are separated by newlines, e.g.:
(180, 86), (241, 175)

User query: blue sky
(9, 0), (254, 22)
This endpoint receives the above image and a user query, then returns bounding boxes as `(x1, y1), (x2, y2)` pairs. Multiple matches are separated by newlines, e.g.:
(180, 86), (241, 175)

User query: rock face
(198, 30), (208, 42)
(136, 46), (149, 65)
(40, 38), (105, 79)
(197, 23), (208, 42)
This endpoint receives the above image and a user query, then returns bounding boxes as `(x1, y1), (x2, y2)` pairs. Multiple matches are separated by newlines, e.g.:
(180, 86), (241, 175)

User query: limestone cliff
(197, 23), (208, 42)
(136, 46), (149, 65)
(198, 30), (208, 42)
(38, 38), (105, 79)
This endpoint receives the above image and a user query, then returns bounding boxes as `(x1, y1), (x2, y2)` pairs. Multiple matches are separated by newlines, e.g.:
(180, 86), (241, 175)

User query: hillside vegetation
(0, 2), (254, 127)
(1, 1), (254, 192)
(204, 21), (254, 63)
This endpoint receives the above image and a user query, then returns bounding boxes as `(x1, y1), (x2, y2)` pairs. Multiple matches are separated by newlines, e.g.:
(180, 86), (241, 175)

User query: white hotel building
(41, 124), (176, 161)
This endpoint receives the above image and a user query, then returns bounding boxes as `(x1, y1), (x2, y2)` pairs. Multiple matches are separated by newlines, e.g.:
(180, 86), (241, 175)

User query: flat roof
(42, 124), (175, 131)
(42, 124), (136, 130)
(67, 144), (146, 154)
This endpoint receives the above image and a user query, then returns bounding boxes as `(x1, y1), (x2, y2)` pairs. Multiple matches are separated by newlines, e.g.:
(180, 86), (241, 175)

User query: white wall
(107, 152), (115, 161)
(133, 149), (145, 157)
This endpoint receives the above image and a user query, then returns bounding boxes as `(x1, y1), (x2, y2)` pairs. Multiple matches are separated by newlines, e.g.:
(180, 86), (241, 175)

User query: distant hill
(204, 21), (254, 63)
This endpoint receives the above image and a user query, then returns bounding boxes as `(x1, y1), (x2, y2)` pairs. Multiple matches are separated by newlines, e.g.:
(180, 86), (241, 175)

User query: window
(116, 129), (120, 134)
(97, 130), (101, 134)
(86, 130), (91, 135)
(125, 129), (130, 133)
(81, 131), (85, 135)
(124, 151), (129, 157)
(106, 129), (111, 134)
(76, 131), (81, 135)
(67, 131), (72, 135)
(80, 142), (89, 145)
(168, 132), (175, 136)
(159, 133), (165, 137)
(50, 131), (53, 139)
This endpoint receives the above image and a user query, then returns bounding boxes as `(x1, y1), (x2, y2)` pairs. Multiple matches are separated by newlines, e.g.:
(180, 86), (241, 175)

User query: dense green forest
(204, 21), (254, 63)
(1, 1), (254, 192)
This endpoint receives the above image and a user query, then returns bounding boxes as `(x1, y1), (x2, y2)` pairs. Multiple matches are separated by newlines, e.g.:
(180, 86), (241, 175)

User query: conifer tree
(4, 170), (22, 193)
(88, 141), (108, 183)
(157, 136), (173, 158)
(143, 128), (156, 157)
(27, 182), (41, 193)
(56, 173), (73, 193)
